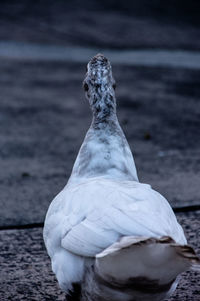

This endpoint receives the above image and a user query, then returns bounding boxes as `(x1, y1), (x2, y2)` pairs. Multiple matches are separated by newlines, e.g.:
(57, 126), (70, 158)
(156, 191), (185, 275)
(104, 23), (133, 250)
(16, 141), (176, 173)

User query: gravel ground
(0, 211), (199, 301)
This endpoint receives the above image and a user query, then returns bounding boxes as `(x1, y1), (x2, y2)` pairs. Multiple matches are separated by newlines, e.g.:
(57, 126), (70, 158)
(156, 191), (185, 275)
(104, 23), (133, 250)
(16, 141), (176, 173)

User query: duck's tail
(82, 236), (199, 301)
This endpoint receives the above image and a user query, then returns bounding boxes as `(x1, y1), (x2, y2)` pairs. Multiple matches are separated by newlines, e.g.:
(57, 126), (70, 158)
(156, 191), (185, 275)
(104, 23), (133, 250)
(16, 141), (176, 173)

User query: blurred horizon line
(1, 40), (200, 70)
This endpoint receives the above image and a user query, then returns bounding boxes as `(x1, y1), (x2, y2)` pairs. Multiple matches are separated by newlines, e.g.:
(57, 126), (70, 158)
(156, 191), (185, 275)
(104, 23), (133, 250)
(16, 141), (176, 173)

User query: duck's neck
(92, 110), (118, 131)
(89, 87), (116, 124)
(68, 109), (138, 184)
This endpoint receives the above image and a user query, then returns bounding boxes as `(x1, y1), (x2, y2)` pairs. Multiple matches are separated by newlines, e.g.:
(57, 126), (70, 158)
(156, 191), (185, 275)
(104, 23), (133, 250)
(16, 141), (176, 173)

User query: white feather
(43, 54), (198, 298)
(44, 177), (187, 292)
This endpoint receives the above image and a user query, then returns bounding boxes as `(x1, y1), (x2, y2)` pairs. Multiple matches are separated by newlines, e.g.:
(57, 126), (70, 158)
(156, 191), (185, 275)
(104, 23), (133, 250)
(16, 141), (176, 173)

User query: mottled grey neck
(68, 54), (138, 184)
(68, 115), (138, 183)
(83, 53), (117, 124)
(91, 91), (117, 125)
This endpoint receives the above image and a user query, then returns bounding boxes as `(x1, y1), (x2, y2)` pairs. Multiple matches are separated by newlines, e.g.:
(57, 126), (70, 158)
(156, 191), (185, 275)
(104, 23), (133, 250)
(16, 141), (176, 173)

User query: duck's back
(44, 177), (191, 299)
(44, 178), (187, 291)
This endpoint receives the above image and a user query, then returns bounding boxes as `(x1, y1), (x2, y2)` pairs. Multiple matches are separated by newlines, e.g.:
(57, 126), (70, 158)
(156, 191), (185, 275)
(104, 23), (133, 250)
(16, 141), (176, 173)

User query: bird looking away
(43, 54), (200, 301)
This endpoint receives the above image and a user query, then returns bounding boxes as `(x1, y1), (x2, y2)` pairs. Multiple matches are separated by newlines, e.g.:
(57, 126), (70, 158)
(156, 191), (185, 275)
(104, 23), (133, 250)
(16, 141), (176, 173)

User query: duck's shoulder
(47, 177), (165, 211)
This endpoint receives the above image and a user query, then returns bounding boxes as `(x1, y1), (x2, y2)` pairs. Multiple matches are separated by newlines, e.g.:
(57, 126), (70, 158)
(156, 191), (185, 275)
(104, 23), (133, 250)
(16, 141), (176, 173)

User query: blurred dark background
(0, 1), (200, 300)
(0, 0), (200, 49)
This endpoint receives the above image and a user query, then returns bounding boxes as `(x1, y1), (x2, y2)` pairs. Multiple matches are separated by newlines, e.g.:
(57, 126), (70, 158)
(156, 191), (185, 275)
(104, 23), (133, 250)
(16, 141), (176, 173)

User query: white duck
(43, 54), (199, 301)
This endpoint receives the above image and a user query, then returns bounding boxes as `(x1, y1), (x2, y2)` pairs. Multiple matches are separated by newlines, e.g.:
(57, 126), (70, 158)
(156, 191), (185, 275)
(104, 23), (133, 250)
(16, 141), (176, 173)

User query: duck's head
(83, 54), (116, 115)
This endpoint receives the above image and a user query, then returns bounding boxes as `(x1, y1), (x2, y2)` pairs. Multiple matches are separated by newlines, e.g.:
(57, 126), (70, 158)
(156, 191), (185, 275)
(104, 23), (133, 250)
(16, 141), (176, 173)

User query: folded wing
(61, 180), (186, 257)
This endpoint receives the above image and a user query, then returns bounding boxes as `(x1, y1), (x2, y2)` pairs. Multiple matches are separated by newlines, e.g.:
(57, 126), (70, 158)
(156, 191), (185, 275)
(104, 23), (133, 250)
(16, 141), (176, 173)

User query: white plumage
(43, 54), (199, 301)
